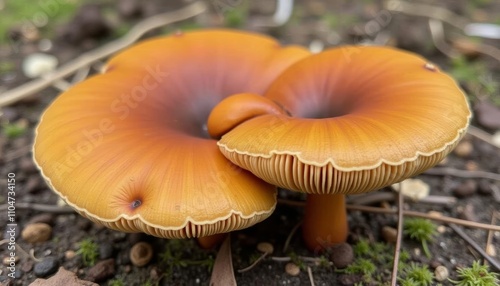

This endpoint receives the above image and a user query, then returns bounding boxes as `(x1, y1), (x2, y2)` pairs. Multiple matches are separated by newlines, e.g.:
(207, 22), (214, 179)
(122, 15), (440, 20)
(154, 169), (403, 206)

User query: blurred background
(0, 1), (499, 285)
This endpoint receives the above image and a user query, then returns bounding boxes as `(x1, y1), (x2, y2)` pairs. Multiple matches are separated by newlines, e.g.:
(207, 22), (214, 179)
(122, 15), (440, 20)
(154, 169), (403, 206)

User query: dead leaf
(29, 267), (98, 286)
(209, 234), (237, 286)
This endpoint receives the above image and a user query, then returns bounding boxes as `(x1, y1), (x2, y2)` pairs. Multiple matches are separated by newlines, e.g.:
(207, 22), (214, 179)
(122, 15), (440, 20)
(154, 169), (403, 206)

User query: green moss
(399, 263), (434, 286)
(76, 238), (99, 266)
(2, 122), (27, 138)
(403, 218), (437, 258)
(450, 261), (499, 286)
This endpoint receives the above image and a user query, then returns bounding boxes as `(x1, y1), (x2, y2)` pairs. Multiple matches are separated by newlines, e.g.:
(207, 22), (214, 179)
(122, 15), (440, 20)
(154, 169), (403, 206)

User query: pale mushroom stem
(302, 193), (348, 251)
(197, 233), (227, 249)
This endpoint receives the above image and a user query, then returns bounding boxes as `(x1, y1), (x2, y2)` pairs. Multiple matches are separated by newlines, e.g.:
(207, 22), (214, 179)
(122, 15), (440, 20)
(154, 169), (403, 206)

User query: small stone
(392, 179), (430, 201)
(22, 53), (58, 78)
(453, 180), (477, 198)
(465, 161), (479, 171)
(437, 225), (447, 234)
(429, 260), (441, 269)
(492, 131), (500, 148)
(329, 243), (354, 268)
(65, 250), (76, 260)
(21, 260), (34, 272)
(34, 257), (59, 277)
(381, 226), (398, 243)
(30, 267), (98, 286)
(257, 242), (274, 254)
(86, 259), (115, 282)
(486, 244), (496, 257)
(285, 262), (300, 276)
(454, 141), (473, 157)
(129, 242), (153, 267)
(3, 256), (19, 265)
(434, 265), (449, 281)
(99, 243), (114, 260)
(22, 223), (52, 243)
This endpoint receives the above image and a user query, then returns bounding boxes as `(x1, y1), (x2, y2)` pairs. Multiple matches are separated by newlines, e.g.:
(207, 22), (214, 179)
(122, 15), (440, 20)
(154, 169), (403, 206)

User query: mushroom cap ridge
(217, 46), (471, 195)
(33, 29), (310, 238)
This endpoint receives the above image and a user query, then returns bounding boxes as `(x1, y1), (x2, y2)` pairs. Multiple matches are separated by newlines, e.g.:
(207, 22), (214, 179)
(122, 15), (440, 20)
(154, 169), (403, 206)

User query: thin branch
(423, 167), (500, 181)
(237, 252), (269, 273)
(449, 224), (500, 271)
(348, 192), (456, 206)
(390, 191), (404, 286)
(0, 1), (207, 107)
(467, 125), (500, 149)
(346, 204), (500, 232)
(0, 203), (74, 213)
(307, 266), (315, 286)
(384, 0), (469, 29)
(277, 199), (500, 231)
(283, 220), (302, 253)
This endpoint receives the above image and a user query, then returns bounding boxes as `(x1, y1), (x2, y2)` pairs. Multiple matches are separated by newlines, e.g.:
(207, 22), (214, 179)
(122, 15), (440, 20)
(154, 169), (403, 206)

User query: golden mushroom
(210, 46), (471, 251)
(33, 30), (310, 247)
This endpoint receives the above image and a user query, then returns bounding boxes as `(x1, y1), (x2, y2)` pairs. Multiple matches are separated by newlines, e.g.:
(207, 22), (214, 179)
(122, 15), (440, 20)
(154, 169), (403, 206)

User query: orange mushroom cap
(216, 46), (471, 195)
(33, 30), (310, 238)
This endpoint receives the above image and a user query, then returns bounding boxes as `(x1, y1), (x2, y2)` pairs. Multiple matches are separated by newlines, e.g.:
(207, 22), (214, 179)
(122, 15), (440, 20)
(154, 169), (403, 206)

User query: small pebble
(257, 242), (274, 254)
(392, 178), (429, 201)
(437, 225), (447, 234)
(381, 226), (398, 243)
(434, 265), (449, 281)
(65, 250), (76, 260)
(492, 131), (500, 148)
(22, 53), (58, 78)
(486, 244), (496, 257)
(34, 256), (59, 278)
(3, 256), (19, 265)
(454, 141), (473, 157)
(129, 242), (153, 267)
(285, 262), (300, 276)
(21, 223), (52, 243)
(453, 180), (477, 198)
(465, 161), (479, 171)
(86, 258), (115, 282)
(329, 243), (354, 268)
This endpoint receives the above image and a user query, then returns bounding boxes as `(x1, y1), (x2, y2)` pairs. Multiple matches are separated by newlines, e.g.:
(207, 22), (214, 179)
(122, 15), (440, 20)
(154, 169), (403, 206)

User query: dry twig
(390, 191), (404, 286)
(424, 167), (500, 181)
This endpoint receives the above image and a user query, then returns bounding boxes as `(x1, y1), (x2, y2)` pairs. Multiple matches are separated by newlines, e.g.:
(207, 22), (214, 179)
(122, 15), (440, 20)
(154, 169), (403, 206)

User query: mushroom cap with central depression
(33, 30), (310, 238)
(216, 46), (471, 195)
